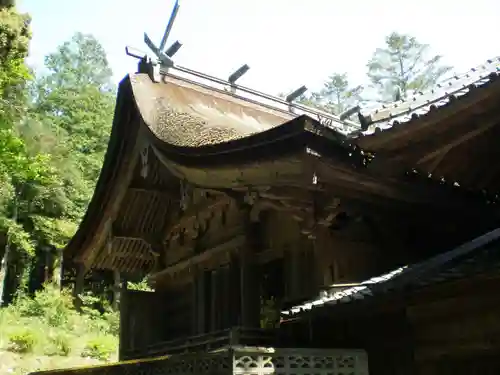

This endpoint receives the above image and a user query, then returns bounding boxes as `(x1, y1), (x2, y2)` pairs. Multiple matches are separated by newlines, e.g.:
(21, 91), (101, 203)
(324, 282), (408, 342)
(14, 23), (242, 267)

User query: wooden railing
(122, 327), (277, 360)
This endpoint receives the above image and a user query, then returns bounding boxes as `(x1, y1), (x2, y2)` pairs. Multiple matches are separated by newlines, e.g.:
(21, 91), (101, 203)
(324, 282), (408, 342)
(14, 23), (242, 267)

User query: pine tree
(367, 32), (452, 102)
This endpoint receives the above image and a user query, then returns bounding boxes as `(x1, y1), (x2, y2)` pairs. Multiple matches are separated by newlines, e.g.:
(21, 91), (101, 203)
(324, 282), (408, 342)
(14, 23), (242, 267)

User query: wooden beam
(415, 116), (499, 171)
(149, 235), (245, 282)
(112, 252), (151, 260)
(315, 158), (491, 212)
(113, 235), (147, 242)
(128, 186), (178, 197)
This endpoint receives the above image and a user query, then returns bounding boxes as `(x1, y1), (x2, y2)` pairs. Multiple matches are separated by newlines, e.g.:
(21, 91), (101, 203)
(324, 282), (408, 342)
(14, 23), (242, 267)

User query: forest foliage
(0, 1), (115, 305)
(297, 32), (452, 113)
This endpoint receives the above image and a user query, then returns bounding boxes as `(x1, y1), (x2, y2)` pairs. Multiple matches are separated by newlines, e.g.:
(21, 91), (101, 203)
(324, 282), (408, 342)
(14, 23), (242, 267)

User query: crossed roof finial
(126, 0), (182, 70)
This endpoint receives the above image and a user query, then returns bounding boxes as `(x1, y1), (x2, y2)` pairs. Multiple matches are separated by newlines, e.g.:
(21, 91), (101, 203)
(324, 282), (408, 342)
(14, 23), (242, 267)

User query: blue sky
(18, 0), (500, 95)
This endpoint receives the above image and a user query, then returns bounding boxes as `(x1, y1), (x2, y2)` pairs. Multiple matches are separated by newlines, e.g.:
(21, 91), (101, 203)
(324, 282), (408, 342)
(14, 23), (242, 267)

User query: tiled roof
(359, 56), (500, 135)
(281, 267), (406, 316)
(281, 227), (500, 318)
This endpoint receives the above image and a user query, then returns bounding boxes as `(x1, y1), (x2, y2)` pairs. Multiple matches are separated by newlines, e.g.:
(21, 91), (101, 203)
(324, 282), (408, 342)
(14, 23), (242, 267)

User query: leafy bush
(44, 331), (71, 356)
(7, 328), (37, 353)
(127, 277), (154, 292)
(14, 283), (74, 327)
(81, 335), (117, 361)
(0, 283), (118, 363)
(102, 310), (120, 336)
(78, 291), (119, 336)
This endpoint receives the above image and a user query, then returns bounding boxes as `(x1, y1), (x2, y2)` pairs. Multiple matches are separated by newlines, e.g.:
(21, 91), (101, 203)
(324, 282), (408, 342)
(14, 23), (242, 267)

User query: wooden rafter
(415, 117), (499, 172)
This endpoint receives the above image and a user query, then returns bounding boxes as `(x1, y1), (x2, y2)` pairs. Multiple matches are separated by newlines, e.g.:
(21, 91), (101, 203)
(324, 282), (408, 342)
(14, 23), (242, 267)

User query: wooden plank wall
(119, 287), (192, 359)
(191, 259), (243, 334)
(264, 210), (384, 304)
(408, 276), (500, 374)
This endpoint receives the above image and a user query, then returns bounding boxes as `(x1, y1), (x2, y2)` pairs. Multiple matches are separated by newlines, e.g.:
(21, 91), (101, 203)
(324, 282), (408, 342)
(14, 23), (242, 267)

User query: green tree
(0, 3), (61, 304)
(314, 73), (362, 115)
(0, 0), (15, 8)
(42, 32), (114, 92)
(296, 92), (324, 110)
(281, 73), (362, 118)
(0, 31), (116, 304)
(31, 32), (115, 183)
(278, 91), (329, 112)
(367, 32), (452, 102)
(16, 33), (116, 298)
(0, 5), (31, 122)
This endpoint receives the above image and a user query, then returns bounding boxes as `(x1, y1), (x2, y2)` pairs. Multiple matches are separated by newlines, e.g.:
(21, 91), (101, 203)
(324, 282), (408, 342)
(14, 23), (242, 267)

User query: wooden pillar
(210, 269), (218, 331)
(112, 270), (121, 311)
(54, 249), (63, 287)
(196, 269), (206, 334)
(216, 268), (224, 329)
(118, 285), (128, 361)
(290, 249), (300, 299)
(44, 250), (51, 283)
(240, 213), (262, 328)
(221, 266), (229, 329)
(229, 255), (241, 327)
(73, 263), (86, 311)
(191, 272), (198, 335)
(240, 252), (260, 327)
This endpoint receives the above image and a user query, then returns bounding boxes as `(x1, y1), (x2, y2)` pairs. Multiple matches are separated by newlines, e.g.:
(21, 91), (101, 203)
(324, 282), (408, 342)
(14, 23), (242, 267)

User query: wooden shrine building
(50, 55), (500, 375)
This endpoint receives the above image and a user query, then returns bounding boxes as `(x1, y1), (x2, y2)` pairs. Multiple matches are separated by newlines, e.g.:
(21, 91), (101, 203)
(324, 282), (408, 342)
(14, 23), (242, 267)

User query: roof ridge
(160, 66), (360, 135)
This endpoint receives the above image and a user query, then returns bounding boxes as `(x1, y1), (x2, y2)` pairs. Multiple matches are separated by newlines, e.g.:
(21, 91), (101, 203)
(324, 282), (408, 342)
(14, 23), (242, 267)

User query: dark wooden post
(195, 269), (206, 334)
(112, 270), (121, 310)
(240, 211), (262, 329)
(210, 269), (217, 331)
(191, 271), (198, 335)
(228, 254), (241, 327)
(73, 263), (86, 311)
(118, 280), (128, 361)
(240, 248), (260, 327)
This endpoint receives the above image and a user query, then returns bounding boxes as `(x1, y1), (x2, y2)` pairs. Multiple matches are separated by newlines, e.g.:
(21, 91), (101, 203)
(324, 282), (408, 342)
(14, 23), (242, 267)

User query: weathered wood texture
(408, 275), (500, 374)
(119, 287), (192, 360)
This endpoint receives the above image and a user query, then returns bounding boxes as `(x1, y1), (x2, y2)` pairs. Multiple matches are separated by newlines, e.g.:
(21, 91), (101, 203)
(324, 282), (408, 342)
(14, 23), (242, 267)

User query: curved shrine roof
(130, 73), (294, 147)
(64, 57), (500, 272)
(63, 71), (355, 269)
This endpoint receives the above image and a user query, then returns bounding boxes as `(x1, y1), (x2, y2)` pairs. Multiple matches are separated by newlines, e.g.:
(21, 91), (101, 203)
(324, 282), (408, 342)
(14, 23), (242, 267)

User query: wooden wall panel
(119, 285), (192, 360)
(409, 282), (500, 372)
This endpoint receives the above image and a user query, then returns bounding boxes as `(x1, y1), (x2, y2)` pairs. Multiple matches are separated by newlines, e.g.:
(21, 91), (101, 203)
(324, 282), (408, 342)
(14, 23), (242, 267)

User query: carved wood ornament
(242, 187), (342, 239)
